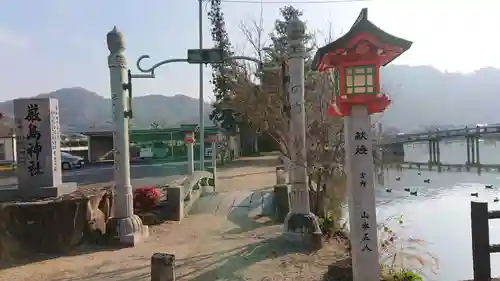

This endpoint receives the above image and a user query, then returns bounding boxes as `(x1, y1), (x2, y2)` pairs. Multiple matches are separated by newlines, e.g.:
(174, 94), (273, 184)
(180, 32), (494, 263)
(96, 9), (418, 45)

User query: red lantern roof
(311, 8), (412, 72)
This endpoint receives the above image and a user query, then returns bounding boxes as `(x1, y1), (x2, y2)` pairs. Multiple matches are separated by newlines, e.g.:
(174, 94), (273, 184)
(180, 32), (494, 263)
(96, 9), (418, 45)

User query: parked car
(61, 152), (84, 170)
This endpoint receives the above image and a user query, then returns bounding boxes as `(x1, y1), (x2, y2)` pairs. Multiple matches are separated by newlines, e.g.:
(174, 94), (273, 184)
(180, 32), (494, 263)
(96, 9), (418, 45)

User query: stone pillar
(106, 26), (148, 246)
(344, 106), (380, 281)
(184, 132), (195, 174)
(283, 15), (320, 237)
(0, 98), (77, 201)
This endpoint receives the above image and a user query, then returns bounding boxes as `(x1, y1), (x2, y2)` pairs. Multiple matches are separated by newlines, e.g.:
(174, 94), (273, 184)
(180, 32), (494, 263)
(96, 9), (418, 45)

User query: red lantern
(311, 8), (412, 117)
(184, 132), (195, 143)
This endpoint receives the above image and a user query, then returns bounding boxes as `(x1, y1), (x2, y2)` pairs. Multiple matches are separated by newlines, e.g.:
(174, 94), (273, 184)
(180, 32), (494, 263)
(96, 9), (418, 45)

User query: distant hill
(380, 65), (500, 132)
(0, 87), (212, 132)
(0, 64), (498, 134)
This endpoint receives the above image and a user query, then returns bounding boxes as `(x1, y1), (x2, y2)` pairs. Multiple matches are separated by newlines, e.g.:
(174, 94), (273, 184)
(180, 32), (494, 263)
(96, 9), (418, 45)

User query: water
(376, 140), (500, 280)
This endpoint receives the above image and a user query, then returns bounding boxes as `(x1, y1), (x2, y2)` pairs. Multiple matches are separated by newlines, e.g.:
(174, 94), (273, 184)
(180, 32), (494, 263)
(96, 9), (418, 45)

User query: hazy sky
(1, 0), (498, 102)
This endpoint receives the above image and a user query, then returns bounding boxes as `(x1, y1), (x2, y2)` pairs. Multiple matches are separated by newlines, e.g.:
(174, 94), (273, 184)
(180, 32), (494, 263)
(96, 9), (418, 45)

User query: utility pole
(198, 0), (205, 171)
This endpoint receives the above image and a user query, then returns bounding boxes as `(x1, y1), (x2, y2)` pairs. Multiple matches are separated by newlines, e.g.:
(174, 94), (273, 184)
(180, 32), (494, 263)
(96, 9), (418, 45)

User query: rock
(0, 185), (113, 262)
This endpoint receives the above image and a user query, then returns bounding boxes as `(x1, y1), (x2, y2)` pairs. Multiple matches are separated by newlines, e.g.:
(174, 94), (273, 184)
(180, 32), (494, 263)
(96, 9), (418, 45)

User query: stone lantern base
(107, 215), (149, 246)
(284, 212), (322, 249)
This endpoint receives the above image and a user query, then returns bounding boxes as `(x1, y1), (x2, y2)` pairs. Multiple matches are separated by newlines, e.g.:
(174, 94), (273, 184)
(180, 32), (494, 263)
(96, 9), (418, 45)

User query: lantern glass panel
(346, 76), (354, 87)
(344, 65), (376, 95)
(354, 75), (366, 86)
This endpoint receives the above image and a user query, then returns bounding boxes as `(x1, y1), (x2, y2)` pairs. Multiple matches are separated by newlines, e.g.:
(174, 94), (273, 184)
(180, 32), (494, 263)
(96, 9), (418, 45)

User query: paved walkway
(0, 156), (346, 281)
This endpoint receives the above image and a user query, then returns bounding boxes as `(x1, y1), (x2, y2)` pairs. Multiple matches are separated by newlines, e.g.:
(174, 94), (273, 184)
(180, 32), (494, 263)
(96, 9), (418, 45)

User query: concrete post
(106, 26), (148, 246)
(151, 253), (175, 281)
(283, 16), (320, 237)
(211, 140), (217, 184)
(186, 143), (194, 174)
(184, 131), (195, 174)
(345, 106), (380, 281)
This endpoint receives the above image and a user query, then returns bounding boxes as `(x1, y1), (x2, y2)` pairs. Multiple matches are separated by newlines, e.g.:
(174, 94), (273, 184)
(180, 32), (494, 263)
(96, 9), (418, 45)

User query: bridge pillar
(475, 135), (481, 166)
(428, 139), (441, 165)
(435, 139), (441, 172)
(470, 136), (476, 165)
(466, 136), (471, 165)
(435, 139), (441, 165)
(428, 140), (434, 164)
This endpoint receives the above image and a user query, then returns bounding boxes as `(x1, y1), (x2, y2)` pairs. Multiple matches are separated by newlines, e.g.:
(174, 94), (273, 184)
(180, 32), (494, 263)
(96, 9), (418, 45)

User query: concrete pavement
(0, 160), (212, 189)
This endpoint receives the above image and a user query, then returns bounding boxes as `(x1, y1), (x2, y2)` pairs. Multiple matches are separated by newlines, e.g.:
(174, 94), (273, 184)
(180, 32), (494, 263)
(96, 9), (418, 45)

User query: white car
(61, 152), (84, 170)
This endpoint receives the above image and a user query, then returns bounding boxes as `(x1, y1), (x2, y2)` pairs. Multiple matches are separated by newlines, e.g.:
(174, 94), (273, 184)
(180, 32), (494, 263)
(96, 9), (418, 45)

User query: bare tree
(222, 16), (347, 220)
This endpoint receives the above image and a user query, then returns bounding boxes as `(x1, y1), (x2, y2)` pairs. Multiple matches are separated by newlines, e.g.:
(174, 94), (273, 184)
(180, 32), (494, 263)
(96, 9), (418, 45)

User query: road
(0, 161), (211, 189)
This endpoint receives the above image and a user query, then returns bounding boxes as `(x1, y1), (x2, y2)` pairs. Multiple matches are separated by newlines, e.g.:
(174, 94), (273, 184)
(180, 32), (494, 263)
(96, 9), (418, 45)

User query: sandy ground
(0, 156), (348, 281)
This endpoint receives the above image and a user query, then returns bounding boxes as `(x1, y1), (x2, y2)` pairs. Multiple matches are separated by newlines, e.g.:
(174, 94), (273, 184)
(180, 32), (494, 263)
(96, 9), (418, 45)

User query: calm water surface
(374, 140), (500, 280)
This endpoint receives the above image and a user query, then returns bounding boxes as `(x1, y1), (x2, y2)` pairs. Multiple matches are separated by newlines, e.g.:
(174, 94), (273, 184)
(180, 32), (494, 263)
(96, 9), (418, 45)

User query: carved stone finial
(107, 26), (125, 53)
(287, 15), (305, 41)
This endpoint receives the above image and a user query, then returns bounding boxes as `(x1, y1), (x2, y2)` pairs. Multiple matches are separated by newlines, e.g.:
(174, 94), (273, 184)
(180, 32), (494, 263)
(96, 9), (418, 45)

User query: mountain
(379, 65), (500, 132)
(0, 88), (212, 132)
(0, 64), (498, 134)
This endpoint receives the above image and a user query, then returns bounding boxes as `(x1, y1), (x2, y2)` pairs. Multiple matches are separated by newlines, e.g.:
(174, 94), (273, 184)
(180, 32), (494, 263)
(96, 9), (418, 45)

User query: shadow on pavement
(0, 244), (126, 271)
(44, 260), (149, 281)
(223, 190), (277, 236)
(176, 236), (312, 281)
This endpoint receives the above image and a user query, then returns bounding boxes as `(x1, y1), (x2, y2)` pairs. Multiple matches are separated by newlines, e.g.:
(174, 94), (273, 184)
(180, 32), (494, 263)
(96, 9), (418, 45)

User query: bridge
(381, 124), (500, 145)
(379, 124), (500, 171)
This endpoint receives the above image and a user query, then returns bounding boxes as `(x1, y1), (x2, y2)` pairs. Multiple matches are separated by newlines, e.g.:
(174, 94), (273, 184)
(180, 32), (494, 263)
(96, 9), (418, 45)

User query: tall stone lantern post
(106, 26), (148, 245)
(283, 15), (321, 239)
(311, 9), (412, 281)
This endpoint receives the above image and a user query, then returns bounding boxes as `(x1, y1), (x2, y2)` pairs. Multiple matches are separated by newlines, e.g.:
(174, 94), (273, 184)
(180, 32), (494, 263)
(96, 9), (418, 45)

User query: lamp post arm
(225, 56), (261, 65)
(136, 55), (189, 76)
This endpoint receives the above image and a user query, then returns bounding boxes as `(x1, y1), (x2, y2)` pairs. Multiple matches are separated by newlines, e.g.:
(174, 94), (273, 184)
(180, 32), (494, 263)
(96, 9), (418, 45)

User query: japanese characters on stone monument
(311, 8), (412, 281)
(344, 106), (380, 279)
(11, 98), (76, 199)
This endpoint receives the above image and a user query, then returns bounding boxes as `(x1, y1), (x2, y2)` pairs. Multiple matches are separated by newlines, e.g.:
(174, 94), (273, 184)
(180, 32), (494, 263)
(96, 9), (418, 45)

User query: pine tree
(264, 6), (314, 66)
(208, 0), (239, 133)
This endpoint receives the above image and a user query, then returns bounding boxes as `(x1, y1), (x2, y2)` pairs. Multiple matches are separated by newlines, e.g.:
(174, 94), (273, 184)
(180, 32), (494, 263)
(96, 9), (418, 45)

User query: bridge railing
(381, 124), (500, 144)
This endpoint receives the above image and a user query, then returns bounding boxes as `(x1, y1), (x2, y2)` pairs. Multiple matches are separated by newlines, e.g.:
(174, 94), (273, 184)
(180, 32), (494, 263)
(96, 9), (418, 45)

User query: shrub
(317, 213), (349, 243)
(378, 215), (439, 280)
(133, 186), (161, 212)
(381, 266), (423, 281)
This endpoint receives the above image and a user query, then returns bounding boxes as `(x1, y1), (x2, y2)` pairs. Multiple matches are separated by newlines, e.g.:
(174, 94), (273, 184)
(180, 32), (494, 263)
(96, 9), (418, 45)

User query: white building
(0, 134), (15, 163)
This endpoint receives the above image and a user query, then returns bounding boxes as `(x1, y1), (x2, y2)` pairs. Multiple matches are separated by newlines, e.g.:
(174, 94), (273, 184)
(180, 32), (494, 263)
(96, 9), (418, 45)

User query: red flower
(134, 186), (161, 211)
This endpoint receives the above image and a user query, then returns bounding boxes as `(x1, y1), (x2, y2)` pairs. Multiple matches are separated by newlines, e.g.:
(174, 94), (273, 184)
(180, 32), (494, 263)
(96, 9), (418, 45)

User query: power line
(221, 0), (370, 4)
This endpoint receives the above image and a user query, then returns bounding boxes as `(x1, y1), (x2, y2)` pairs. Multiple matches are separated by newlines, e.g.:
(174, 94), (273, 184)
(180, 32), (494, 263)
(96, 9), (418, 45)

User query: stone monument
(0, 98), (76, 201)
